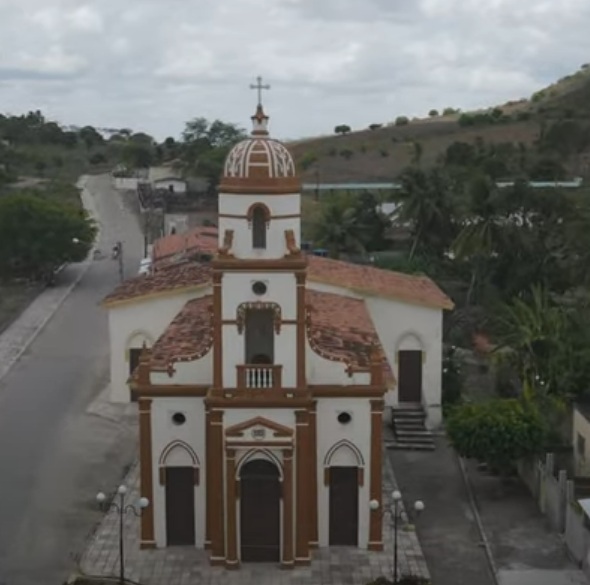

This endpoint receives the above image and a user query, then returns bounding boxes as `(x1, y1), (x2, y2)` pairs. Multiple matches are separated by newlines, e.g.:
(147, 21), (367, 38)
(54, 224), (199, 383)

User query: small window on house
(251, 206), (267, 249)
(578, 433), (586, 457)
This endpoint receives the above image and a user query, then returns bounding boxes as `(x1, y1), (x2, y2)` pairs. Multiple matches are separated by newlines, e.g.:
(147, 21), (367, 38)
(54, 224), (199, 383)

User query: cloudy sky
(0, 0), (588, 141)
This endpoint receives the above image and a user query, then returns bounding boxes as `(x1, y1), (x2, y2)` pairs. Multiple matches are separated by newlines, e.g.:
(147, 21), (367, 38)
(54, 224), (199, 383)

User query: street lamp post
(96, 485), (149, 584)
(370, 491), (425, 584)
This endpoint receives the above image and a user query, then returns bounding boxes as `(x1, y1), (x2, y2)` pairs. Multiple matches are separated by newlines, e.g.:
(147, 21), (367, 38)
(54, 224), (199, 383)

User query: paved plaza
(80, 446), (429, 585)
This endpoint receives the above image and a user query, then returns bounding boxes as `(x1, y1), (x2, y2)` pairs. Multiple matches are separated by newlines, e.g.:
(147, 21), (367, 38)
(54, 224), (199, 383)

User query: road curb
(0, 176), (99, 385)
(456, 454), (501, 585)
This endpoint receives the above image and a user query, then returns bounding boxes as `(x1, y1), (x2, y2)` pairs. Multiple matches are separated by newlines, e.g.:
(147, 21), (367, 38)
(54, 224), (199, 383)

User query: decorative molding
(158, 439), (200, 467)
(226, 416), (294, 438)
(236, 301), (282, 334)
(323, 439), (365, 467)
(285, 229), (301, 256)
(246, 202), (271, 223)
(218, 229), (234, 257)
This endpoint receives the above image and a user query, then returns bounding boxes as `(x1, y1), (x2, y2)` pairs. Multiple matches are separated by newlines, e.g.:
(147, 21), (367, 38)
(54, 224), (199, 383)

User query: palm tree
(311, 195), (365, 259)
(397, 167), (456, 260)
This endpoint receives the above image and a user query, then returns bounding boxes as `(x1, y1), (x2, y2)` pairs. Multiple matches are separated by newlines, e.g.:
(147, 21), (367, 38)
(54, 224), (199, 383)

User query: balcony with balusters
(236, 364), (283, 389)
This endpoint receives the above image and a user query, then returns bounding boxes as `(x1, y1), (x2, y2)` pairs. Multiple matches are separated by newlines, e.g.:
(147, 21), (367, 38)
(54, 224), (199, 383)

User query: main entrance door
(240, 459), (281, 562)
(398, 350), (423, 403)
(165, 467), (195, 546)
(329, 466), (359, 545)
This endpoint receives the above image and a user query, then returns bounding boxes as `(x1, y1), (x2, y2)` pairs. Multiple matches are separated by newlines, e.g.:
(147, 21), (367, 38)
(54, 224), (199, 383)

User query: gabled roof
(102, 261), (211, 307)
(150, 295), (213, 369)
(307, 256), (454, 310)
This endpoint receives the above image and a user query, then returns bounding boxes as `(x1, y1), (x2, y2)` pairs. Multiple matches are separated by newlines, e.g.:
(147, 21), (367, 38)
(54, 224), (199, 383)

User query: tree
(0, 193), (96, 282)
(351, 191), (390, 252)
(78, 126), (104, 149)
(334, 124), (351, 135)
(447, 398), (547, 472)
(397, 168), (457, 260)
(428, 109), (439, 117)
(395, 116), (409, 126)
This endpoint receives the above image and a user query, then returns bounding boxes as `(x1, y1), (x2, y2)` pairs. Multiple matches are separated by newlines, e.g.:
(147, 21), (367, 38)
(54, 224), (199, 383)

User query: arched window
(251, 206), (267, 249)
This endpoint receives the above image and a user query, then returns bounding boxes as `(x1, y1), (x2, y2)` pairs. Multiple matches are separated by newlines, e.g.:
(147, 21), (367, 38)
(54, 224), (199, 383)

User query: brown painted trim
(221, 318), (297, 326)
(212, 274), (222, 388)
(205, 397), (313, 408)
(211, 257), (308, 271)
(295, 410), (310, 562)
(219, 212), (301, 220)
(218, 178), (301, 195)
(282, 449), (294, 567)
(225, 449), (239, 567)
(358, 467), (365, 487)
(246, 202), (271, 223)
(205, 407), (211, 549)
(158, 467), (166, 486)
(323, 468), (330, 486)
(368, 399), (384, 549)
(132, 385), (209, 398)
(225, 440), (293, 448)
(138, 398), (155, 546)
(209, 410), (225, 561)
(310, 385), (386, 398)
(296, 273), (306, 388)
(308, 403), (318, 547)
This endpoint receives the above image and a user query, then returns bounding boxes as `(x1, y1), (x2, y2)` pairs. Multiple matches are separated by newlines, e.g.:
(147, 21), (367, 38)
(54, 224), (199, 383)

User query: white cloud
(0, 0), (588, 140)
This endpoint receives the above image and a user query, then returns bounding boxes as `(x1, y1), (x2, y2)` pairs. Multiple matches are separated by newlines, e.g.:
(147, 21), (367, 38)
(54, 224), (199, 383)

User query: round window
(337, 412), (352, 425)
(252, 281), (267, 296)
(172, 412), (186, 426)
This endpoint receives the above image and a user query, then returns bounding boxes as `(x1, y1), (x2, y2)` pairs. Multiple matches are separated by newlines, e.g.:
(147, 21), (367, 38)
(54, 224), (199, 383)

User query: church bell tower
(211, 77), (307, 391)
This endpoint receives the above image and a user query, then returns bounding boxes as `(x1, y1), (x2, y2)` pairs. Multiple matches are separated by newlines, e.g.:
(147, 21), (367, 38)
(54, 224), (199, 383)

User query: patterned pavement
(80, 445), (430, 585)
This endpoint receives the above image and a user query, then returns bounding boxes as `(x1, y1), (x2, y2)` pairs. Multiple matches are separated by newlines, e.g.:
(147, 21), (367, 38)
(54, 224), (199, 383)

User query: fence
(518, 452), (590, 575)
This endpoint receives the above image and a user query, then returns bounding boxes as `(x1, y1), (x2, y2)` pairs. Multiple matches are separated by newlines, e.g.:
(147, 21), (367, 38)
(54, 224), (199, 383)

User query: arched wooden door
(240, 459), (281, 562)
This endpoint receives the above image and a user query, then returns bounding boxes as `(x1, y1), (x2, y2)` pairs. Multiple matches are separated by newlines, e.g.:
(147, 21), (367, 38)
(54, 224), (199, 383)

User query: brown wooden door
(165, 467), (195, 546)
(240, 459), (280, 562)
(329, 467), (358, 546)
(398, 350), (423, 403)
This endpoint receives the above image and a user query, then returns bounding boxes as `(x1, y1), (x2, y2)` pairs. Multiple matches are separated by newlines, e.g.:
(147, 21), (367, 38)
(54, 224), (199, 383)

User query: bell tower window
(250, 205), (268, 249)
(245, 308), (274, 364)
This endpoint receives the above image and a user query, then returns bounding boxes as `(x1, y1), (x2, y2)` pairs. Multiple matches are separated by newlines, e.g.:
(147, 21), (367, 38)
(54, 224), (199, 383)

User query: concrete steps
(389, 405), (435, 451)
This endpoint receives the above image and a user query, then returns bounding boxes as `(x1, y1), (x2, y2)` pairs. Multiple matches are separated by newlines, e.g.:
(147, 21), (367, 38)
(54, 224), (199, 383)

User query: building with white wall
(102, 101), (453, 569)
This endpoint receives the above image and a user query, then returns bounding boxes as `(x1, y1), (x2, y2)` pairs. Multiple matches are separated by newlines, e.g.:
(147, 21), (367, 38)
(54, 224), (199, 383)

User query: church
(102, 88), (453, 568)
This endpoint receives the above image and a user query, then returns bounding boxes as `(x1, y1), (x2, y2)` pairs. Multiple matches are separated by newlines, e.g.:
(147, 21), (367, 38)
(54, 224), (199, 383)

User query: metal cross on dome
(250, 76), (271, 106)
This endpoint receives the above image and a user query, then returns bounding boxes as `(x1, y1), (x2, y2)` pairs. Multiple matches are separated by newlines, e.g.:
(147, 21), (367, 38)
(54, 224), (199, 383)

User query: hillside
(289, 64), (590, 184)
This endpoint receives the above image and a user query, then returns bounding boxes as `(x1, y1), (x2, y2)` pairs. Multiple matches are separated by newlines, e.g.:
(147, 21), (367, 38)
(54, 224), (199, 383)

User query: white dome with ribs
(223, 137), (296, 179)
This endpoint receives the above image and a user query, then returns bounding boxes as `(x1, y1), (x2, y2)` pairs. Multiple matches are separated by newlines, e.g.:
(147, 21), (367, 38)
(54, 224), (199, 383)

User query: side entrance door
(165, 466), (195, 546)
(398, 350), (423, 403)
(329, 466), (359, 545)
(240, 459), (281, 562)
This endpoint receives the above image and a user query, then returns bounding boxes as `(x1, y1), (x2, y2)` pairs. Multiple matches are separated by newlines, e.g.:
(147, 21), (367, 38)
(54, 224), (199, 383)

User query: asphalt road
(0, 175), (143, 585)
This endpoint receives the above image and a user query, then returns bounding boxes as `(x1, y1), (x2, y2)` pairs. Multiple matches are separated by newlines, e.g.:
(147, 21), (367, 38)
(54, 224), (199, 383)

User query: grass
(0, 280), (44, 334)
(289, 64), (590, 184)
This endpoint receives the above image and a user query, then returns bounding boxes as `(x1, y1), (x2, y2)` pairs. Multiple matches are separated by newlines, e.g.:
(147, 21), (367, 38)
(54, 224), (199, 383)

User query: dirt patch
(0, 281), (43, 334)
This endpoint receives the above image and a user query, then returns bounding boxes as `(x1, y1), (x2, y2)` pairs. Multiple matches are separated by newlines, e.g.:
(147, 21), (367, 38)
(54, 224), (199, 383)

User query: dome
(219, 105), (300, 195)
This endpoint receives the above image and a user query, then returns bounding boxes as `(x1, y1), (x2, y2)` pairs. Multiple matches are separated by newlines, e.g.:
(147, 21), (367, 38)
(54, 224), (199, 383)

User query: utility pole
(117, 240), (124, 282)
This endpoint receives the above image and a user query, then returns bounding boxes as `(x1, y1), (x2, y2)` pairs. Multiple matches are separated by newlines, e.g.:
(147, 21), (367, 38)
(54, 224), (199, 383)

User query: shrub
(380, 149), (389, 157)
(446, 398), (547, 472)
(369, 123), (383, 130)
(300, 152), (317, 170)
(531, 90), (546, 103)
(328, 148), (337, 157)
(395, 116), (409, 126)
(334, 124), (351, 135)
(428, 109), (439, 117)
(340, 149), (354, 160)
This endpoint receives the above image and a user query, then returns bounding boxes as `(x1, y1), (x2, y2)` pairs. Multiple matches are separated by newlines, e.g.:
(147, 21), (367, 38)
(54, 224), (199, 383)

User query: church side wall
(108, 288), (208, 403)
(151, 353), (213, 385)
(316, 398), (372, 548)
(366, 297), (443, 428)
(305, 340), (371, 386)
(151, 397), (207, 548)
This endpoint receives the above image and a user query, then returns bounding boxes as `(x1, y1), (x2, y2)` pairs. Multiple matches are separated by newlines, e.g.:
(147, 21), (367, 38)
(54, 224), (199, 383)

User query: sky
(0, 0), (588, 142)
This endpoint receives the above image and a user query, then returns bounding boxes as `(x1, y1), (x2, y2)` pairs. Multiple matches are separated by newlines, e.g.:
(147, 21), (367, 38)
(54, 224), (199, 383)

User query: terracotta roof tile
(153, 227), (217, 263)
(306, 289), (393, 383)
(102, 261), (211, 306)
(151, 295), (213, 369)
(307, 256), (453, 310)
(151, 227), (452, 310)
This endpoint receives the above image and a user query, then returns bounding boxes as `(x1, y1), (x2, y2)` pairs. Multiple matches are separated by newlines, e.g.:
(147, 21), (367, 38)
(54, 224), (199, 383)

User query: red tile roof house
(100, 101), (453, 565)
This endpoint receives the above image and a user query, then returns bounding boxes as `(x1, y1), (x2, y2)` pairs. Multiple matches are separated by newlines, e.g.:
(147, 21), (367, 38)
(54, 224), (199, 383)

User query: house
(573, 403), (590, 476)
(148, 166), (187, 194)
(101, 101), (453, 567)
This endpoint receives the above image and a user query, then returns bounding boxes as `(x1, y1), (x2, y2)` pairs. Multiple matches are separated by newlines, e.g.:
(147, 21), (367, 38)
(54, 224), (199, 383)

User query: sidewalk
(79, 439), (429, 585)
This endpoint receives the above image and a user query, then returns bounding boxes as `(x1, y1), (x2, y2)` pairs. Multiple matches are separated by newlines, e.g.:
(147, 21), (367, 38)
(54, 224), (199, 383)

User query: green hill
(289, 64), (590, 184)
